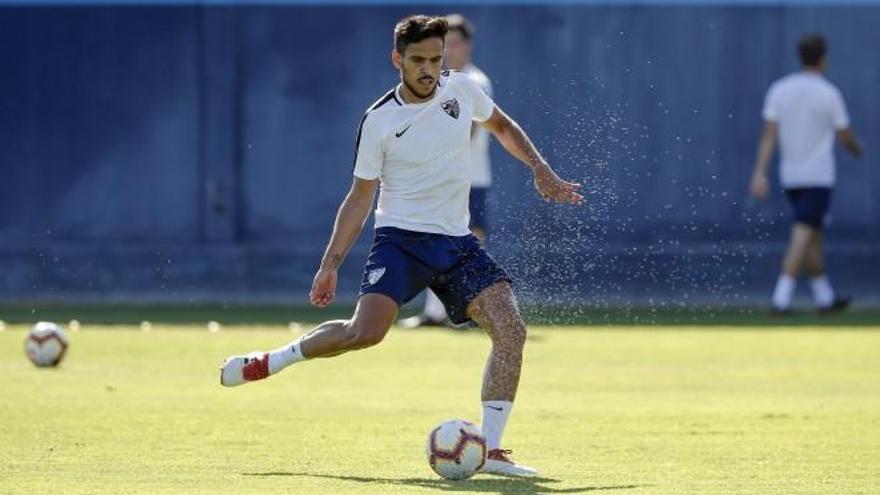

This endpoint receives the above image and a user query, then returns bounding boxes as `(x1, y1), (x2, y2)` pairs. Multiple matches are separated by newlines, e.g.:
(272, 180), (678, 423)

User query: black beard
(403, 77), (437, 100)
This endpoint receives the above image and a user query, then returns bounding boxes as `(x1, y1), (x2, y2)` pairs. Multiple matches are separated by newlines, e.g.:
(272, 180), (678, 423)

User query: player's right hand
(310, 268), (338, 307)
(750, 175), (769, 200)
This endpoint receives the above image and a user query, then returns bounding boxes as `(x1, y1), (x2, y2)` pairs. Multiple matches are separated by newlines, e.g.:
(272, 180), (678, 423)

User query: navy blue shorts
(359, 227), (511, 324)
(469, 187), (489, 232)
(785, 187), (831, 230)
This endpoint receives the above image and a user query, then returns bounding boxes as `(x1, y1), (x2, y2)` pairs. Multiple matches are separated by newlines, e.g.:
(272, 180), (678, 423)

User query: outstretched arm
(481, 107), (583, 204)
(750, 121), (777, 200)
(310, 177), (378, 307)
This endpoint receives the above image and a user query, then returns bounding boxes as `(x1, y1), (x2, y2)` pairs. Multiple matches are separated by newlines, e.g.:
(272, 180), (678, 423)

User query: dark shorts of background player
(469, 187), (489, 232)
(359, 227), (511, 325)
(785, 187), (832, 230)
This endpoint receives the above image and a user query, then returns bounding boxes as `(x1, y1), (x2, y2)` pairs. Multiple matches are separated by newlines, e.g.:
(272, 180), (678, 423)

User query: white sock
(772, 274), (796, 309)
(810, 275), (835, 308)
(423, 290), (448, 321)
(481, 401), (513, 450)
(267, 337), (306, 374)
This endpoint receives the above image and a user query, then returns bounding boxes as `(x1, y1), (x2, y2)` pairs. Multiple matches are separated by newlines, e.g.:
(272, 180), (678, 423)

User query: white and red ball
(25, 322), (69, 367)
(426, 419), (486, 480)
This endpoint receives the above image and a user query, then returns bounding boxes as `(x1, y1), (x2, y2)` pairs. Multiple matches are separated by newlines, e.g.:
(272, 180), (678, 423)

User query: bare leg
(782, 223), (817, 278)
(466, 281), (537, 473)
(772, 224), (811, 310)
(802, 230), (841, 309)
(772, 223), (823, 311)
(804, 230), (825, 278)
(467, 281), (526, 402)
(298, 293), (398, 358)
(221, 294), (399, 387)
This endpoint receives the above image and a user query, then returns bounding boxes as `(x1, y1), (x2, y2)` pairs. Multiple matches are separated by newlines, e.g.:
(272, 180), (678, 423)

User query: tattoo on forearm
(322, 253), (343, 269)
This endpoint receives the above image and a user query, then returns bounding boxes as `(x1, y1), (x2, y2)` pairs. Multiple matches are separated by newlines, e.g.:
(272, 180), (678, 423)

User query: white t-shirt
(762, 72), (850, 188)
(463, 63), (494, 188)
(353, 70), (496, 236)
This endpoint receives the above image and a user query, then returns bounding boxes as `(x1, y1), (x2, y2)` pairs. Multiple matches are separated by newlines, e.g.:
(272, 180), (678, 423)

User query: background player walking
(750, 34), (863, 315)
(220, 15), (583, 476)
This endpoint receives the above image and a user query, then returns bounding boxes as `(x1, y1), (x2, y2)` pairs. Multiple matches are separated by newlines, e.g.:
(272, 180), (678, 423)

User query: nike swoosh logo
(395, 124), (412, 138)
(487, 405), (504, 411)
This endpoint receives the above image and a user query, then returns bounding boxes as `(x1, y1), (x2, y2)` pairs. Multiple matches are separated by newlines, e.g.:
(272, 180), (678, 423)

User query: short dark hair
(798, 34), (826, 67)
(394, 15), (448, 54)
(445, 14), (474, 41)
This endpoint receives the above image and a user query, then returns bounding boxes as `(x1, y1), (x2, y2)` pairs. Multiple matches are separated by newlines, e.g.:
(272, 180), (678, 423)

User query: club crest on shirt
(441, 98), (460, 119)
(367, 267), (386, 285)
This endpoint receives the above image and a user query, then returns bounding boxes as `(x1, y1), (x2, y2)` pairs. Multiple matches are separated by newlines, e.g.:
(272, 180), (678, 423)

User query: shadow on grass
(242, 471), (641, 494)
(1, 302), (878, 327)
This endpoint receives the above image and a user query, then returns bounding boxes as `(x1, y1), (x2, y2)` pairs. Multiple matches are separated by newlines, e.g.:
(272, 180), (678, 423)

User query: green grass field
(2, 322), (879, 494)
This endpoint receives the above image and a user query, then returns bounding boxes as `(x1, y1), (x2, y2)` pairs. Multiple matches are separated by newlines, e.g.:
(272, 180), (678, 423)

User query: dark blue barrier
(1, 3), (878, 306)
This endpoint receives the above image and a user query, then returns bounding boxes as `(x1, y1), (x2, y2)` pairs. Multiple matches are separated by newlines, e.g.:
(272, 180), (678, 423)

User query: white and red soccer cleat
(480, 449), (538, 477)
(220, 352), (270, 387)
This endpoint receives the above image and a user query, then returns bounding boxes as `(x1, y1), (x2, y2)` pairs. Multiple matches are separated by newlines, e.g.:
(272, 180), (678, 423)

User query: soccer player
(750, 34), (862, 314)
(220, 15), (583, 476)
(400, 13), (495, 329)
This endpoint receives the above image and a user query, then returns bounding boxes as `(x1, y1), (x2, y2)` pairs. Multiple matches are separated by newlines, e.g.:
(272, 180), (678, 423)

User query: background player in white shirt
(750, 34), (862, 314)
(401, 13), (496, 329)
(221, 15), (583, 476)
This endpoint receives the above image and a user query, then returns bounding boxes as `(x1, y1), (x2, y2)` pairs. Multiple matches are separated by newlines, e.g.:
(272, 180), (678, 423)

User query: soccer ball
(25, 322), (69, 367)
(426, 419), (486, 480)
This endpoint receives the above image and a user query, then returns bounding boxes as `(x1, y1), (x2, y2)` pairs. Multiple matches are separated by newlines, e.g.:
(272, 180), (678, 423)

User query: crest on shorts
(367, 267), (386, 285)
(441, 98), (460, 119)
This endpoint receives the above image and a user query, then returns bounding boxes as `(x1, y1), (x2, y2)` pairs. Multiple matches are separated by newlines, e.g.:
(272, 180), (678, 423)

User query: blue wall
(1, 4), (878, 306)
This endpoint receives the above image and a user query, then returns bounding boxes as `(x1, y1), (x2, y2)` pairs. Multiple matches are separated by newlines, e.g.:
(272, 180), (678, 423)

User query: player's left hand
(533, 163), (584, 204)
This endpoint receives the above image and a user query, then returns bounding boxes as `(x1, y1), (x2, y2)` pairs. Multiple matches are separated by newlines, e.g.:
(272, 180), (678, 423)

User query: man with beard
(221, 15), (583, 476)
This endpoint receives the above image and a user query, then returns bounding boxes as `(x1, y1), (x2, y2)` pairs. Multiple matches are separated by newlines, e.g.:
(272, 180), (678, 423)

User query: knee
(344, 320), (389, 349)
